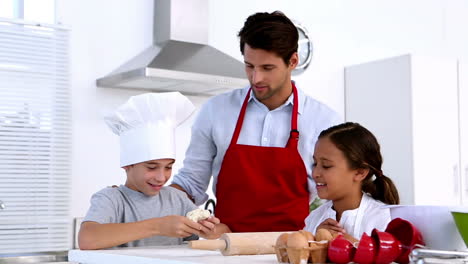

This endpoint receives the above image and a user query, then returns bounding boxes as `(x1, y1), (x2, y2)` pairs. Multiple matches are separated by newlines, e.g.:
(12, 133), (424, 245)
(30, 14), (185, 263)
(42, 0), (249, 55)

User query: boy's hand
(198, 217), (231, 239)
(156, 215), (203, 238)
(317, 218), (346, 234)
(198, 216), (220, 231)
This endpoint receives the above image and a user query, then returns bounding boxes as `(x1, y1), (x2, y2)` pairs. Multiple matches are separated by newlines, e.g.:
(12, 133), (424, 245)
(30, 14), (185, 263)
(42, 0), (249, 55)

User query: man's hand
(317, 218), (346, 234)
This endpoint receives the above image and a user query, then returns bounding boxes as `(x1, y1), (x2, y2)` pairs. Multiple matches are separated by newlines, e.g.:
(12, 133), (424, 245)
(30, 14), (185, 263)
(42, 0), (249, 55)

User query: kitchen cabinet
(460, 62), (468, 205)
(344, 54), (463, 205)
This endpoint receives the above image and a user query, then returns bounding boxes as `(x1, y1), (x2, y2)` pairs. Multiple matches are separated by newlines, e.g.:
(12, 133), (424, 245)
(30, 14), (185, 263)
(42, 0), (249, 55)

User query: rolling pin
(189, 232), (288, 256)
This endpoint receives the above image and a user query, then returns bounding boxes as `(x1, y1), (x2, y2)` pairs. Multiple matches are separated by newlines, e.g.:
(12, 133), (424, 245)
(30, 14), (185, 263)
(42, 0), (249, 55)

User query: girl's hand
(317, 218), (346, 234)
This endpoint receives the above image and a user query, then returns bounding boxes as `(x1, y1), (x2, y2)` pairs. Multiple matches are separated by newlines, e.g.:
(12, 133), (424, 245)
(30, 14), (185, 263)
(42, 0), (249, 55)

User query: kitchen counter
(68, 245), (278, 264)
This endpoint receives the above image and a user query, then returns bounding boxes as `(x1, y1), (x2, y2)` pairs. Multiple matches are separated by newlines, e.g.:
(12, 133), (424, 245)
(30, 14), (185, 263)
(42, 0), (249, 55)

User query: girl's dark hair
(318, 122), (400, 205)
(238, 11), (298, 65)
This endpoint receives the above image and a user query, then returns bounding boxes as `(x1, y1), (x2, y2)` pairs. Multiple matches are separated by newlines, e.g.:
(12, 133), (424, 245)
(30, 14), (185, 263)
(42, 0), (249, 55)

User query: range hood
(97, 0), (248, 95)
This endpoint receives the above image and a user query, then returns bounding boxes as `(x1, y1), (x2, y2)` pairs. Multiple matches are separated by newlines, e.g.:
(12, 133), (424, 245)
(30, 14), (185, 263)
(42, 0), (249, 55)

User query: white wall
(59, 0), (468, 218)
(209, 0), (468, 113)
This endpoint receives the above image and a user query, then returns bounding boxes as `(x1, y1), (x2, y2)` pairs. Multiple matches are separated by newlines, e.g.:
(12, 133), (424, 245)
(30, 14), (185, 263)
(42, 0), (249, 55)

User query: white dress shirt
(172, 84), (342, 205)
(303, 193), (392, 239)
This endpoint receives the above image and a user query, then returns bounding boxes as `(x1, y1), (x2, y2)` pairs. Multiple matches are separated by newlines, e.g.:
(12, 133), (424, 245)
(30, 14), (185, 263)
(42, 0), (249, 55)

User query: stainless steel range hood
(97, 0), (248, 95)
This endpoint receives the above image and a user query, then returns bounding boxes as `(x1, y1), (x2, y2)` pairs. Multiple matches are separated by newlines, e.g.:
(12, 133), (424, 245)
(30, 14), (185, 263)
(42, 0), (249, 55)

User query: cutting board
(68, 245), (277, 264)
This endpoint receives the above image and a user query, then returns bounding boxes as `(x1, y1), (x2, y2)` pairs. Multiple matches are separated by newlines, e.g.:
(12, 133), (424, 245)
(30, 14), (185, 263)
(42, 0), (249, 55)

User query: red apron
(215, 82), (309, 232)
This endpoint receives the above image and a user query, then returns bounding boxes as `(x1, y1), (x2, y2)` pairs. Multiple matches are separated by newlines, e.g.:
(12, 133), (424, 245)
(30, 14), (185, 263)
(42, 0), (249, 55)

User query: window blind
(0, 19), (71, 254)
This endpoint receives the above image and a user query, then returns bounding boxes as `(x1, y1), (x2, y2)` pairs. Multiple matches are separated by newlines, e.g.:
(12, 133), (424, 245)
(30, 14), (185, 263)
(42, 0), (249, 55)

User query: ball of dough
(186, 208), (211, 222)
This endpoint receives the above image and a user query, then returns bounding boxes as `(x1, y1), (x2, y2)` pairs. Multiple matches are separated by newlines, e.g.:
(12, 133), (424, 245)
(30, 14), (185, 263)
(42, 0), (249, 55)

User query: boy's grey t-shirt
(83, 185), (198, 247)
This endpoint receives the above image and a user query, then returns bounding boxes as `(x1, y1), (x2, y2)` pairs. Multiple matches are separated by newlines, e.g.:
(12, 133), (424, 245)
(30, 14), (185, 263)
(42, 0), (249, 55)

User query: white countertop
(68, 245), (278, 264)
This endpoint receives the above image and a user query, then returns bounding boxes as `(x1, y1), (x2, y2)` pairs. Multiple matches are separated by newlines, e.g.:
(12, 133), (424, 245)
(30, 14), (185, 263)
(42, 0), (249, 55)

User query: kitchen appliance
(96, 0), (248, 96)
(410, 248), (468, 264)
(0, 251), (68, 264)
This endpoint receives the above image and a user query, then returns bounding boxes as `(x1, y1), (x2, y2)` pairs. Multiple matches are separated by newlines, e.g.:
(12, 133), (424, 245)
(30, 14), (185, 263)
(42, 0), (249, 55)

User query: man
(171, 11), (341, 232)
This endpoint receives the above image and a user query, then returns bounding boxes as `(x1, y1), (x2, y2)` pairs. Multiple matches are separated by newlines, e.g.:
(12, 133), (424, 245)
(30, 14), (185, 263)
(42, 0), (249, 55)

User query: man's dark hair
(238, 11), (298, 65)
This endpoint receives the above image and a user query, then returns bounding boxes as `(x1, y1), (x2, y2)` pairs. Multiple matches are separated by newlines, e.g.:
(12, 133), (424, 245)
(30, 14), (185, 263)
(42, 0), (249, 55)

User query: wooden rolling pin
(189, 232), (288, 256)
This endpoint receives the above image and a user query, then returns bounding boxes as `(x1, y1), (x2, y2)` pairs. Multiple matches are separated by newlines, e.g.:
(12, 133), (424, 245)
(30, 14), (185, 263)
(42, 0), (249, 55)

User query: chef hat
(104, 92), (195, 167)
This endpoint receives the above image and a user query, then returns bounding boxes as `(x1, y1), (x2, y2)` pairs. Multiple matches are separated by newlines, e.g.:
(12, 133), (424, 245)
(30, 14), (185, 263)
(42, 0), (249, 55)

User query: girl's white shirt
(304, 193), (391, 238)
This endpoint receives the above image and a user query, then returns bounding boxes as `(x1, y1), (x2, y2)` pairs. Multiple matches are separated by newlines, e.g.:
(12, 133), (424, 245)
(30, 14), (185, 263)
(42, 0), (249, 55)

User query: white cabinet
(345, 54), (462, 205)
(460, 63), (468, 205)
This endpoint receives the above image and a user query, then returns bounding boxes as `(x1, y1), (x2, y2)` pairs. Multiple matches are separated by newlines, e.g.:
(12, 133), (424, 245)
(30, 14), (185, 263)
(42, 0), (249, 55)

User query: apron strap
(287, 82), (299, 148)
(229, 88), (251, 146)
(230, 82), (300, 148)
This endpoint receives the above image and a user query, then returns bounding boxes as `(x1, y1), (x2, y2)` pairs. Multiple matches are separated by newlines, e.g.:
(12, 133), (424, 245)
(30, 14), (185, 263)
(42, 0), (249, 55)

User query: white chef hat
(104, 92), (195, 167)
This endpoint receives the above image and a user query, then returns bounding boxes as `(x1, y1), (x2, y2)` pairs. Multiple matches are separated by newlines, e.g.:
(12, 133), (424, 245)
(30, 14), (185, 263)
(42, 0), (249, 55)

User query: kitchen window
(0, 0), (56, 24)
(0, 0), (71, 254)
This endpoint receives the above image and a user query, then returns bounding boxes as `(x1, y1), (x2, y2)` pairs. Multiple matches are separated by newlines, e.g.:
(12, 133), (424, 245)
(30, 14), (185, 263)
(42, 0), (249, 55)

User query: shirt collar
(120, 184), (156, 200)
(244, 81), (304, 114)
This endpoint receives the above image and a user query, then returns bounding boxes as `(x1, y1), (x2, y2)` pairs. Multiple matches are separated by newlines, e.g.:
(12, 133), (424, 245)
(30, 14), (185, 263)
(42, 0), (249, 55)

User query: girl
(304, 122), (399, 238)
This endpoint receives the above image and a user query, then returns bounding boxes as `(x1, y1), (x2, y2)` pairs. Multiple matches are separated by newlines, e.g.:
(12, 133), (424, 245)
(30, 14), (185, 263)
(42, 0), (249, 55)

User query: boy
(78, 92), (229, 250)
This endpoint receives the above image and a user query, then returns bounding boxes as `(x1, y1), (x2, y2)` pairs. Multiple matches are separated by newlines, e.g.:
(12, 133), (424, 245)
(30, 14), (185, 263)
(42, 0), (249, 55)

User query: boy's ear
(354, 168), (369, 182)
(122, 165), (132, 172)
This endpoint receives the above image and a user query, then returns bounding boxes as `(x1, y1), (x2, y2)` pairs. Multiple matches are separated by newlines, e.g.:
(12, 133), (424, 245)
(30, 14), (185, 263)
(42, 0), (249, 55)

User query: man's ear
(122, 165), (132, 172)
(288, 52), (298, 69)
(354, 168), (370, 182)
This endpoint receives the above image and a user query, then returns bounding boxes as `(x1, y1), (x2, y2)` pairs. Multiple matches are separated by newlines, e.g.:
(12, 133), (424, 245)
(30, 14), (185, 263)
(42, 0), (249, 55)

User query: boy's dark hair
(318, 122), (400, 205)
(238, 11), (298, 65)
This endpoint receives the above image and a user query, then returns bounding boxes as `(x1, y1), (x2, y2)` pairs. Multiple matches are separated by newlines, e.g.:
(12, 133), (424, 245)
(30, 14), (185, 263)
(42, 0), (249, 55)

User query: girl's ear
(353, 167), (369, 182)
